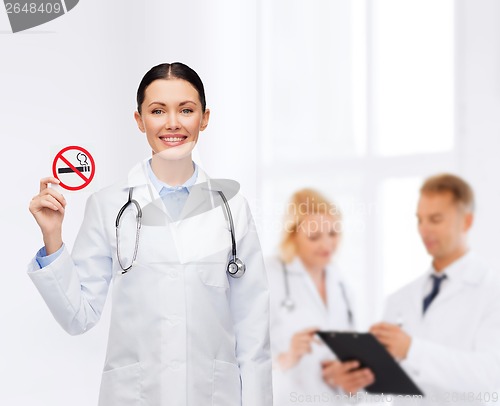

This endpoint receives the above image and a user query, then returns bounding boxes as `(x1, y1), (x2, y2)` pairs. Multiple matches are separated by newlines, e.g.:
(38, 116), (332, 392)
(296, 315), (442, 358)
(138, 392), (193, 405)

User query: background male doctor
(327, 173), (500, 403)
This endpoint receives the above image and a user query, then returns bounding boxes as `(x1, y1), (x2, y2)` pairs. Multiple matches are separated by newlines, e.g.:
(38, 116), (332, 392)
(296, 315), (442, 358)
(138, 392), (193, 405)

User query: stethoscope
(280, 260), (354, 326)
(115, 186), (246, 278)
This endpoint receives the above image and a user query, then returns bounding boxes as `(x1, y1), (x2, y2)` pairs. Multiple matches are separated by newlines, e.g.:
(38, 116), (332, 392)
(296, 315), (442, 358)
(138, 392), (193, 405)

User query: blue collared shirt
(35, 160), (199, 268)
(146, 159), (198, 221)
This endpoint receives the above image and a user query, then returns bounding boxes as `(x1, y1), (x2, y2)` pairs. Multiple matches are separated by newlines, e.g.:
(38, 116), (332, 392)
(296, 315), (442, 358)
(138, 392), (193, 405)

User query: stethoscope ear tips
(227, 258), (246, 278)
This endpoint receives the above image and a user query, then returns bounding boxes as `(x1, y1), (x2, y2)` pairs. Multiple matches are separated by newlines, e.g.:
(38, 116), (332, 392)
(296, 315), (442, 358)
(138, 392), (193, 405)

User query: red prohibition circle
(52, 146), (96, 191)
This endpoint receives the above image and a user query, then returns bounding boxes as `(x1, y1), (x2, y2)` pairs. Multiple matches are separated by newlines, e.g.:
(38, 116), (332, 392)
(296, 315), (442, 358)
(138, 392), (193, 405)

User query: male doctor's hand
(370, 322), (411, 361)
(29, 177), (66, 254)
(277, 327), (320, 370)
(321, 360), (374, 394)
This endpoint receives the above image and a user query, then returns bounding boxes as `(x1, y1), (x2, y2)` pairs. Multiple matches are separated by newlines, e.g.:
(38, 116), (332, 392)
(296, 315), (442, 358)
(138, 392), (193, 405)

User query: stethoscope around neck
(280, 259), (354, 326)
(115, 186), (246, 278)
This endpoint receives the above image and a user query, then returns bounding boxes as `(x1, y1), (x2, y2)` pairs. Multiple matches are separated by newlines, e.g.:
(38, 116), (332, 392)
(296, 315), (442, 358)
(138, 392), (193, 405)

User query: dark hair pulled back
(136, 62), (206, 114)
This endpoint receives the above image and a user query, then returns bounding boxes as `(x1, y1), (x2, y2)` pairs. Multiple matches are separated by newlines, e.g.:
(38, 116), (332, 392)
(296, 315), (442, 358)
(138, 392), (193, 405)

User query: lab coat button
(168, 270), (178, 279)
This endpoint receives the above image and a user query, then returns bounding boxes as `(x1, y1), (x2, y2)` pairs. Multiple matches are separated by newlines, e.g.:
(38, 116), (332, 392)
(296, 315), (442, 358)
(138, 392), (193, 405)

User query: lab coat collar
(285, 257), (307, 275)
(125, 157), (209, 223)
(286, 256), (338, 277)
(146, 158), (199, 194)
(420, 250), (486, 316)
(427, 250), (485, 286)
(127, 157), (208, 189)
(286, 256), (338, 315)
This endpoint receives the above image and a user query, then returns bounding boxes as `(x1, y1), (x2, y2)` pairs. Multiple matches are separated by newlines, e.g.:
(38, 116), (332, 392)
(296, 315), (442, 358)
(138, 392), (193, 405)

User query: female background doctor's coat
(267, 256), (354, 405)
(27, 159), (273, 406)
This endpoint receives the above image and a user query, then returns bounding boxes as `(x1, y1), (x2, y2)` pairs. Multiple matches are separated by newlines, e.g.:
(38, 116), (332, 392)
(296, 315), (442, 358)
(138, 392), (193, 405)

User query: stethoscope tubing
(115, 186), (244, 277)
(115, 187), (142, 273)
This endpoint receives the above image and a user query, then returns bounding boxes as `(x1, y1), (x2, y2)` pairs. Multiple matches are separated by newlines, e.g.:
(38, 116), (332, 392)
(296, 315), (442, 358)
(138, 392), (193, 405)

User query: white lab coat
(27, 159), (273, 406)
(383, 251), (500, 405)
(266, 256), (354, 405)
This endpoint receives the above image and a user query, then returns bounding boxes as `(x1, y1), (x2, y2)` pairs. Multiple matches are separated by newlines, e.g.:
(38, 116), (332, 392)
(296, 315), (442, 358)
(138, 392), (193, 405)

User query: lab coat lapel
(428, 252), (480, 310)
(126, 159), (213, 225)
(429, 276), (464, 310)
(324, 264), (341, 327)
(167, 169), (231, 264)
(126, 159), (170, 224)
(405, 273), (428, 328)
(177, 169), (210, 221)
(324, 264), (353, 330)
(290, 258), (328, 316)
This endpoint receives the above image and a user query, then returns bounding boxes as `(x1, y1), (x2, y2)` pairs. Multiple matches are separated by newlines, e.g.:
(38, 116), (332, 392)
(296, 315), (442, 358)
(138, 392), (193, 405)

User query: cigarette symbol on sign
(57, 152), (90, 173)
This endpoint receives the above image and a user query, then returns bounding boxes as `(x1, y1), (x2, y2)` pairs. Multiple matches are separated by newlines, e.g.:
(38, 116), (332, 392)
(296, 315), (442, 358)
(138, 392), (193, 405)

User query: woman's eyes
(151, 108), (193, 115)
(307, 231), (338, 241)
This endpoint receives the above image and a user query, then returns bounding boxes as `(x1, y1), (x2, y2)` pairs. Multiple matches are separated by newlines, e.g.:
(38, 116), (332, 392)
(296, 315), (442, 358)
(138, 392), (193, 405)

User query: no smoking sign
(52, 146), (95, 191)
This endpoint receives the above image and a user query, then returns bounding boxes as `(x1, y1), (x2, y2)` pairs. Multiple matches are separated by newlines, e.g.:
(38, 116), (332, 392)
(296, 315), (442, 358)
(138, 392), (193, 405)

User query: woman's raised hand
(29, 177), (66, 254)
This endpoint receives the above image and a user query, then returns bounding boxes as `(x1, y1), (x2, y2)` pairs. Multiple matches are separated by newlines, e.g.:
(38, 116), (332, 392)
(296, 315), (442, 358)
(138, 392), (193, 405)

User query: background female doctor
(27, 62), (272, 405)
(267, 188), (358, 405)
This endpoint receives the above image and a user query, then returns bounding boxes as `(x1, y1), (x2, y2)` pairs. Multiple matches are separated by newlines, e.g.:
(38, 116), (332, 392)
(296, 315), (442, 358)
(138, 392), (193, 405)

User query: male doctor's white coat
(383, 252), (500, 405)
(27, 159), (273, 406)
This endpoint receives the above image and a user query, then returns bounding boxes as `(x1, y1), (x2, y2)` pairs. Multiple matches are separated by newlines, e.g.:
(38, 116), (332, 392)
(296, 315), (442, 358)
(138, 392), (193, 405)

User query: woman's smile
(159, 134), (188, 147)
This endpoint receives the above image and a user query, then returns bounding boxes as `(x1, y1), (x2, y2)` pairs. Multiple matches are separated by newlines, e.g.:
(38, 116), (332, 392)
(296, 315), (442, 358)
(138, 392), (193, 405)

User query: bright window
(372, 0), (455, 156)
(379, 177), (430, 296)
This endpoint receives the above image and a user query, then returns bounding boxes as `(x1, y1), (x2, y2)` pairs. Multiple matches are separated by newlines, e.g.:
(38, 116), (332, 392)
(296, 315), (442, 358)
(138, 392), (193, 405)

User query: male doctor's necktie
(423, 274), (447, 314)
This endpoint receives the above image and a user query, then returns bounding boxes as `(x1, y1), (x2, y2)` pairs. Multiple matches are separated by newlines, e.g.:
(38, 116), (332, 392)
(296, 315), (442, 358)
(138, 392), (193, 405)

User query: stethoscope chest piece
(227, 257), (245, 278)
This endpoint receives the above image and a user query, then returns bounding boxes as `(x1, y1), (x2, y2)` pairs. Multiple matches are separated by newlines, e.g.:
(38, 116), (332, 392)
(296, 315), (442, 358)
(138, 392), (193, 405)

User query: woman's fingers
(32, 180), (66, 210)
(313, 335), (324, 345)
(344, 369), (375, 390)
(290, 327), (324, 360)
(339, 368), (374, 393)
(299, 327), (320, 335)
(341, 360), (361, 372)
(40, 187), (66, 207)
(322, 360), (374, 393)
(292, 340), (314, 357)
(294, 339), (312, 351)
(297, 334), (317, 349)
(292, 328), (317, 344)
(291, 327), (323, 356)
(39, 176), (60, 192)
(45, 194), (65, 212)
(35, 196), (64, 212)
(30, 191), (65, 213)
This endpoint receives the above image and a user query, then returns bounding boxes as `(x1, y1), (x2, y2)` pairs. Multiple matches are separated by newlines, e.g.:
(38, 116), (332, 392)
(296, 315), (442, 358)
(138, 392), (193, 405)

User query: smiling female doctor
(27, 62), (272, 406)
(267, 189), (356, 405)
